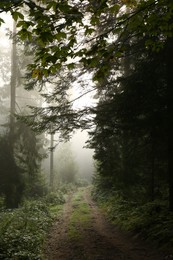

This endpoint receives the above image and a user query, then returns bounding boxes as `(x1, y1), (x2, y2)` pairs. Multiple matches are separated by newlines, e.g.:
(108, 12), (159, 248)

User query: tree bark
(50, 132), (54, 190)
(10, 21), (17, 142)
(166, 37), (173, 211)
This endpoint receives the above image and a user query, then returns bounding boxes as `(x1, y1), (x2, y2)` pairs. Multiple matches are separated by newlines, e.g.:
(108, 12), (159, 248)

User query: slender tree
(10, 20), (17, 146)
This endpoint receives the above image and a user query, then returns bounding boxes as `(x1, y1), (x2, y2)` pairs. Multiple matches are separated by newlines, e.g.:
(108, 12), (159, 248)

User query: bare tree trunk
(10, 21), (17, 142)
(50, 132), (54, 190)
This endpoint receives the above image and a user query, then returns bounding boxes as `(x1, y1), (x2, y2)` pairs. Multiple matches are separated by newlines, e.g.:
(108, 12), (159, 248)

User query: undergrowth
(0, 191), (65, 260)
(92, 188), (173, 251)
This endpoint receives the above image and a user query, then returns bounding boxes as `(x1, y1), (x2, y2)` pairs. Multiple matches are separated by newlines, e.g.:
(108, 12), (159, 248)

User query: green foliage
(23, 173), (47, 199)
(0, 196), (5, 211)
(88, 3), (170, 205)
(44, 191), (65, 205)
(2, 0), (172, 143)
(11, 11), (24, 21)
(57, 183), (77, 194)
(0, 127), (47, 208)
(75, 178), (89, 188)
(94, 189), (173, 250)
(0, 200), (52, 259)
(1, 0), (173, 213)
(0, 192), (66, 259)
(0, 134), (24, 208)
(0, 17), (4, 26)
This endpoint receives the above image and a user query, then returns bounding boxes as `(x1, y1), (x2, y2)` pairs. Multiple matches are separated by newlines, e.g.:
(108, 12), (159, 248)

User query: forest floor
(44, 187), (169, 260)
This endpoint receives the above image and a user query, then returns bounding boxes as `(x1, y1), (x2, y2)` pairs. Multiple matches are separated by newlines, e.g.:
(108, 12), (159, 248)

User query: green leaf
(84, 27), (95, 36)
(55, 63), (61, 70)
(17, 29), (32, 41)
(67, 63), (75, 70)
(109, 4), (120, 14)
(68, 38), (77, 47)
(12, 11), (24, 22)
(49, 63), (61, 74)
(0, 17), (4, 25)
(47, 1), (57, 12)
(50, 66), (57, 74)
(18, 12), (24, 20)
(16, 20), (34, 29)
(90, 16), (100, 26)
(55, 32), (66, 41)
(40, 31), (54, 43)
(58, 3), (70, 13)
(42, 69), (49, 77)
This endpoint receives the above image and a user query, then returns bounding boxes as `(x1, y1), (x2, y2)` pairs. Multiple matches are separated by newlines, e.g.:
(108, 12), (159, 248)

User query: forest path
(44, 187), (165, 260)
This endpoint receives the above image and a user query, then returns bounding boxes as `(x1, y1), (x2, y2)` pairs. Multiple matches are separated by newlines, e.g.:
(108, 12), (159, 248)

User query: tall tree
(0, 13), (47, 207)
(1, 0), (173, 209)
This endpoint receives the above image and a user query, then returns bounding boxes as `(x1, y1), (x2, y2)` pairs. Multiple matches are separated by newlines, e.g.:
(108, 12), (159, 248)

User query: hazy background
(0, 12), (95, 185)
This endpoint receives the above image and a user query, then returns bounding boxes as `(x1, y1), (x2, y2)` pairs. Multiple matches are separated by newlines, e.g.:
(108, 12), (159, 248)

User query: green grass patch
(68, 188), (92, 240)
(49, 204), (63, 218)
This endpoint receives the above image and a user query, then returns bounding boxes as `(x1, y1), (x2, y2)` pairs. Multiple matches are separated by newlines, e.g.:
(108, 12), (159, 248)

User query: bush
(75, 178), (89, 187)
(44, 191), (65, 205)
(0, 200), (55, 259)
(58, 183), (77, 194)
(0, 196), (5, 210)
(93, 188), (173, 250)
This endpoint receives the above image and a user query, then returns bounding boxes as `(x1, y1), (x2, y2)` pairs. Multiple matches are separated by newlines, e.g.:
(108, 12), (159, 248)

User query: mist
(0, 12), (95, 194)
(71, 130), (94, 182)
(41, 130), (94, 185)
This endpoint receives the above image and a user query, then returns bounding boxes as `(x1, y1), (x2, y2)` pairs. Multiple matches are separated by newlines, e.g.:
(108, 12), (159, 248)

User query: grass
(49, 204), (63, 217)
(68, 188), (92, 240)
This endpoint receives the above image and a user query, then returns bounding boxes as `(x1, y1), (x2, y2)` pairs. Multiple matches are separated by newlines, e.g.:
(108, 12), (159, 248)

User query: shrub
(0, 200), (54, 259)
(0, 196), (5, 210)
(94, 189), (173, 250)
(44, 191), (65, 205)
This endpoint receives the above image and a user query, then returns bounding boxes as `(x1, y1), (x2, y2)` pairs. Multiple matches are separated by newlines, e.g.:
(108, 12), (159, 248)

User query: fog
(41, 130), (95, 185)
(0, 13), (95, 187)
(71, 130), (94, 182)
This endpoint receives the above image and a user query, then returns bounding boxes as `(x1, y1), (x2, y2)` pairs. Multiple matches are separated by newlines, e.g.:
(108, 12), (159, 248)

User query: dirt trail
(44, 188), (166, 260)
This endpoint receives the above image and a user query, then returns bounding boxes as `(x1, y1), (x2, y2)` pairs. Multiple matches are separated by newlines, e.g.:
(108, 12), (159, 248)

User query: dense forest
(0, 0), (173, 257)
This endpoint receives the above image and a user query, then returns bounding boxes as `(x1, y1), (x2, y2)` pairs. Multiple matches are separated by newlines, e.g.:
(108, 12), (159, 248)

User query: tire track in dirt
(44, 188), (165, 260)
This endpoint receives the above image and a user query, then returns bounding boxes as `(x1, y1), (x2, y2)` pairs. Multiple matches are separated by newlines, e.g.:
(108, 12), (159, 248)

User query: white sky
(0, 12), (13, 24)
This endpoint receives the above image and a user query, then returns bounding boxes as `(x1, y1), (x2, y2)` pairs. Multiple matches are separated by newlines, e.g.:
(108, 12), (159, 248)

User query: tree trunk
(166, 38), (173, 211)
(50, 132), (54, 190)
(150, 142), (155, 201)
(7, 20), (22, 208)
(10, 21), (17, 142)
